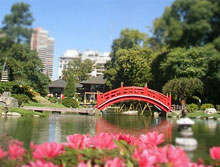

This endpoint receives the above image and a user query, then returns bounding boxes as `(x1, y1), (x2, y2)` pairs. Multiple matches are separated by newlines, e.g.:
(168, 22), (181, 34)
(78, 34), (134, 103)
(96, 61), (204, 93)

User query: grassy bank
(167, 110), (220, 120)
(0, 106), (48, 117)
(24, 101), (66, 108)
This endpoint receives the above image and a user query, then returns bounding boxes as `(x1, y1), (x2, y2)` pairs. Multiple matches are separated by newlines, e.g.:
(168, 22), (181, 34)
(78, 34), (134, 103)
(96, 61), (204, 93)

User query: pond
(0, 114), (220, 163)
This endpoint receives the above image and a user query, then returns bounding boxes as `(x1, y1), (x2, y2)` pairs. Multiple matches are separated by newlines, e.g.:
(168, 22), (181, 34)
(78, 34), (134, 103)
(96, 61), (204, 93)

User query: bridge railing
(97, 85), (171, 108)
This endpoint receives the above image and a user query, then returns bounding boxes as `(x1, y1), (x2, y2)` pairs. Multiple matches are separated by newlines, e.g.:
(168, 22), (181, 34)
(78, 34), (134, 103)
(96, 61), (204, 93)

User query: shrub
(200, 103), (214, 110)
(216, 105), (220, 111)
(0, 81), (15, 94)
(11, 94), (30, 107)
(62, 98), (78, 108)
(187, 103), (199, 112)
(49, 97), (58, 103)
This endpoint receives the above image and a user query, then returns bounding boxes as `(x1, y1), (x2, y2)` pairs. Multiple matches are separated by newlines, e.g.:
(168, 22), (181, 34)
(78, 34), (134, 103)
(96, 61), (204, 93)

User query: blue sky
(0, 0), (174, 80)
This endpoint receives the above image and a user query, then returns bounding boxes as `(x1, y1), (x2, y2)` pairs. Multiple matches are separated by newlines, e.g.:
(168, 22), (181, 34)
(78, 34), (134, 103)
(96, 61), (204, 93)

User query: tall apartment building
(57, 49), (110, 79)
(31, 27), (55, 80)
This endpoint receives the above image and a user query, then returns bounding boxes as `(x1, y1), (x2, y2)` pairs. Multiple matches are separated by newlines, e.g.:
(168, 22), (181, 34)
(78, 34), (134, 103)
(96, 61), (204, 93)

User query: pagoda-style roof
(49, 79), (82, 88)
(81, 75), (106, 85)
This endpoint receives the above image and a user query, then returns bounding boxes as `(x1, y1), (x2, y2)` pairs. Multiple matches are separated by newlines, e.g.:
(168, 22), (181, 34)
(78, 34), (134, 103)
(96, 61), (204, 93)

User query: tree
(64, 75), (76, 98)
(0, 37), (50, 96)
(104, 29), (149, 89)
(105, 47), (153, 89)
(62, 58), (94, 82)
(153, 0), (220, 48)
(110, 28), (147, 66)
(150, 45), (218, 91)
(2, 2), (34, 44)
(203, 54), (220, 104)
(162, 78), (203, 105)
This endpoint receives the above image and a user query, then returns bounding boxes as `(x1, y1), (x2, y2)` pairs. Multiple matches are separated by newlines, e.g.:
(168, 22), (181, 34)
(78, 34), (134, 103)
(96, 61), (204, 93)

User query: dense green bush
(49, 97), (58, 103)
(0, 81), (15, 94)
(62, 98), (78, 108)
(216, 105), (220, 111)
(12, 94), (30, 107)
(200, 103), (214, 110)
(187, 103), (199, 112)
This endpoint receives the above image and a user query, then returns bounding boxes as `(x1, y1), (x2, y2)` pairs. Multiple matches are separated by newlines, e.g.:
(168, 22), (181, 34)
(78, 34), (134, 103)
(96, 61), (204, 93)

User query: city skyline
(0, 0), (175, 80)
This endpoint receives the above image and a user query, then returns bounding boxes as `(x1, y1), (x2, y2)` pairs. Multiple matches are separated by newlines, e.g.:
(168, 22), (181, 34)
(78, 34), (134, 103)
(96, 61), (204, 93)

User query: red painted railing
(96, 85), (172, 112)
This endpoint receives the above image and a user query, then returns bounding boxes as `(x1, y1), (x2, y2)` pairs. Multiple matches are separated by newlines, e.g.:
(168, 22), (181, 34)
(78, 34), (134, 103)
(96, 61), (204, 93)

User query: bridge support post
(144, 83), (148, 95)
(120, 82), (124, 95)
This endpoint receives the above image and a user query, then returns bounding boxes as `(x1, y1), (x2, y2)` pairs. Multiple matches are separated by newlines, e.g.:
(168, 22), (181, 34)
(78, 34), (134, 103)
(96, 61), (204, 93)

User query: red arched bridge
(96, 85), (172, 112)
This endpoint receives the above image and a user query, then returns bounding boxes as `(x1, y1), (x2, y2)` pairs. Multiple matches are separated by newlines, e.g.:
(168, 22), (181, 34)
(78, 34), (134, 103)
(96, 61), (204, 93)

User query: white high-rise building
(57, 49), (110, 79)
(31, 27), (55, 80)
(58, 49), (80, 78)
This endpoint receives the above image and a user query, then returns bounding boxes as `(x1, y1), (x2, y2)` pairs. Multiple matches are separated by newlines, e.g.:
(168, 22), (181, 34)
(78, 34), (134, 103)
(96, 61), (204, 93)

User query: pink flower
(8, 144), (25, 160)
(210, 147), (220, 160)
(22, 160), (58, 167)
(78, 161), (91, 167)
(159, 145), (190, 167)
(32, 142), (64, 160)
(66, 134), (89, 149)
(88, 133), (116, 150)
(139, 131), (164, 148)
(133, 149), (157, 167)
(105, 157), (125, 167)
(116, 133), (137, 145)
(0, 147), (7, 159)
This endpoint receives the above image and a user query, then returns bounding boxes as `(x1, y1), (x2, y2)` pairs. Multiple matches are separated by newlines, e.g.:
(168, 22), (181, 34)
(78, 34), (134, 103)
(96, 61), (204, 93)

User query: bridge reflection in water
(96, 115), (172, 143)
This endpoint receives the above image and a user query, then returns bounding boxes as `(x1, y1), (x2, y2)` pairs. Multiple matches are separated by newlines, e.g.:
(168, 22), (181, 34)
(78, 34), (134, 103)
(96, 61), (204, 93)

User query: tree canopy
(153, 0), (220, 48)
(0, 37), (50, 96)
(104, 29), (150, 89)
(62, 57), (94, 82)
(162, 77), (203, 105)
(2, 2), (34, 44)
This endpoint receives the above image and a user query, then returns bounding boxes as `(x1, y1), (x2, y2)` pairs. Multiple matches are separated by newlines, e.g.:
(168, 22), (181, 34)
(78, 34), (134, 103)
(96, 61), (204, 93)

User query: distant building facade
(58, 49), (80, 78)
(31, 27), (55, 80)
(58, 49), (110, 79)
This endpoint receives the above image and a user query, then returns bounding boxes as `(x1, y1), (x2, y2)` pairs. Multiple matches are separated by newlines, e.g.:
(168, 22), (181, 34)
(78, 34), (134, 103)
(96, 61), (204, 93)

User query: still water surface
(0, 114), (220, 163)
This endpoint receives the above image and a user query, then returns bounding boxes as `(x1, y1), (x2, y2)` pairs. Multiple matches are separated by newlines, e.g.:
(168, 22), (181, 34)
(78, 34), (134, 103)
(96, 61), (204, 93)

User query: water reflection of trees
(98, 115), (172, 142)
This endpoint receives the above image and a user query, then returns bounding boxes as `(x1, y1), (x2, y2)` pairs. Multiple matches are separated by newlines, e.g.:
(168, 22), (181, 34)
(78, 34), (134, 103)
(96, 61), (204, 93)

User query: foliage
(151, 46), (218, 91)
(203, 53), (220, 104)
(62, 98), (78, 108)
(0, 81), (15, 93)
(200, 103), (214, 111)
(153, 0), (220, 48)
(105, 47), (153, 89)
(62, 57), (94, 82)
(0, 132), (218, 166)
(11, 94), (29, 107)
(104, 28), (149, 89)
(187, 103), (199, 113)
(64, 75), (76, 98)
(2, 2), (34, 44)
(162, 77), (203, 104)
(0, 37), (50, 96)
(49, 97), (58, 103)
(0, 81), (36, 99)
(110, 28), (147, 65)
(216, 105), (220, 112)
